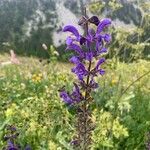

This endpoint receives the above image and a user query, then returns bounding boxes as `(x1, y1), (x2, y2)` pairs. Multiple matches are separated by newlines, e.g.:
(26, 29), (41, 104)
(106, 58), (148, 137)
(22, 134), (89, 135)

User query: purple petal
(60, 91), (73, 104)
(99, 69), (105, 75)
(96, 18), (111, 34)
(73, 83), (80, 94)
(94, 47), (107, 57)
(99, 48), (107, 54)
(96, 58), (105, 69)
(85, 52), (93, 61)
(103, 34), (111, 43)
(79, 36), (87, 45)
(89, 16), (100, 26)
(63, 25), (80, 39)
(71, 83), (83, 102)
(89, 77), (99, 89)
(66, 36), (74, 45)
(67, 43), (83, 54)
(71, 63), (88, 80)
(96, 35), (103, 52)
(69, 56), (80, 64)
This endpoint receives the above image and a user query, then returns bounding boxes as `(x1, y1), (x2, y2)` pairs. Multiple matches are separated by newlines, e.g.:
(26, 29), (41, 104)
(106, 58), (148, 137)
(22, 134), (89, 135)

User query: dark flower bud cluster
(3, 125), (31, 150)
(59, 12), (111, 149)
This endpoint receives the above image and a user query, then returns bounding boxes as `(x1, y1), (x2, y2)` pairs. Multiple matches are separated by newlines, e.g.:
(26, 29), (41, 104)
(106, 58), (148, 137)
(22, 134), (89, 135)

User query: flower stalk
(59, 7), (111, 149)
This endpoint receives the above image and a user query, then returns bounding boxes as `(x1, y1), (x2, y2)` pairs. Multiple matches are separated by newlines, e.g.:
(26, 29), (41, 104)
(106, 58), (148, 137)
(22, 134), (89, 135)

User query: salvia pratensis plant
(59, 8), (111, 150)
(3, 125), (31, 150)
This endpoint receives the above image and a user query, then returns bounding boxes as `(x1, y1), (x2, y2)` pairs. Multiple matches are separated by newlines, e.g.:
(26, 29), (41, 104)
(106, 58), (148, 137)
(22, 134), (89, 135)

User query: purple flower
(96, 18), (111, 35)
(89, 77), (99, 89)
(69, 56), (80, 64)
(60, 90), (73, 105)
(59, 84), (83, 105)
(71, 63), (88, 80)
(67, 43), (83, 56)
(89, 58), (106, 76)
(85, 52), (93, 61)
(94, 47), (107, 57)
(95, 34), (111, 53)
(63, 25), (80, 40)
(96, 35), (103, 52)
(89, 16), (100, 26)
(99, 69), (105, 75)
(79, 36), (87, 45)
(6, 140), (18, 150)
(96, 58), (105, 70)
(71, 83), (83, 102)
(66, 36), (74, 45)
(100, 47), (107, 53)
(102, 34), (111, 43)
(6, 125), (16, 132)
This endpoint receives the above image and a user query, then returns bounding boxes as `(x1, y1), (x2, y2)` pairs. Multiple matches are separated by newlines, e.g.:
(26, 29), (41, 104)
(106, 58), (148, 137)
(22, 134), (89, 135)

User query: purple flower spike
(96, 18), (111, 34)
(63, 25), (80, 39)
(60, 14), (111, 149)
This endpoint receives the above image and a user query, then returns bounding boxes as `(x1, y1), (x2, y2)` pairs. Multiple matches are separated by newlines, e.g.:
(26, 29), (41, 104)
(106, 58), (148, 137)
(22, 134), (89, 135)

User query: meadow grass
(0, 54), (150, 149)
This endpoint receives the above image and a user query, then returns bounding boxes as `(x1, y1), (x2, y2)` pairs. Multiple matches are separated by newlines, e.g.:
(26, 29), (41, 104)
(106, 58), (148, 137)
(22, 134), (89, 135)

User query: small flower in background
(3, 125), (31, 150)
(111, 78), (118, 85)
(31, 73), (43, 83)
(53, 50), (59, 56)
(41, 44), (59, 63)
(20, 83), (26, 90)
(10, 50), (20, 65)
(42, 43), (48, 50)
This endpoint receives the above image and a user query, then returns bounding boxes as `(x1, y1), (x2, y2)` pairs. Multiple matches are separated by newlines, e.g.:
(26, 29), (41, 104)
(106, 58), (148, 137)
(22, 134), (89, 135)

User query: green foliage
(0, 56), (149, 149)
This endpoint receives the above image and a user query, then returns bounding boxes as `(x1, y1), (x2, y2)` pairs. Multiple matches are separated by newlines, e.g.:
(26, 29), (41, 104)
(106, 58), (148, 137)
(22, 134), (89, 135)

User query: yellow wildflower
(5, 108), (14, 117)
(31, 73), (43, 82)
(111, 79), (117, 84)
